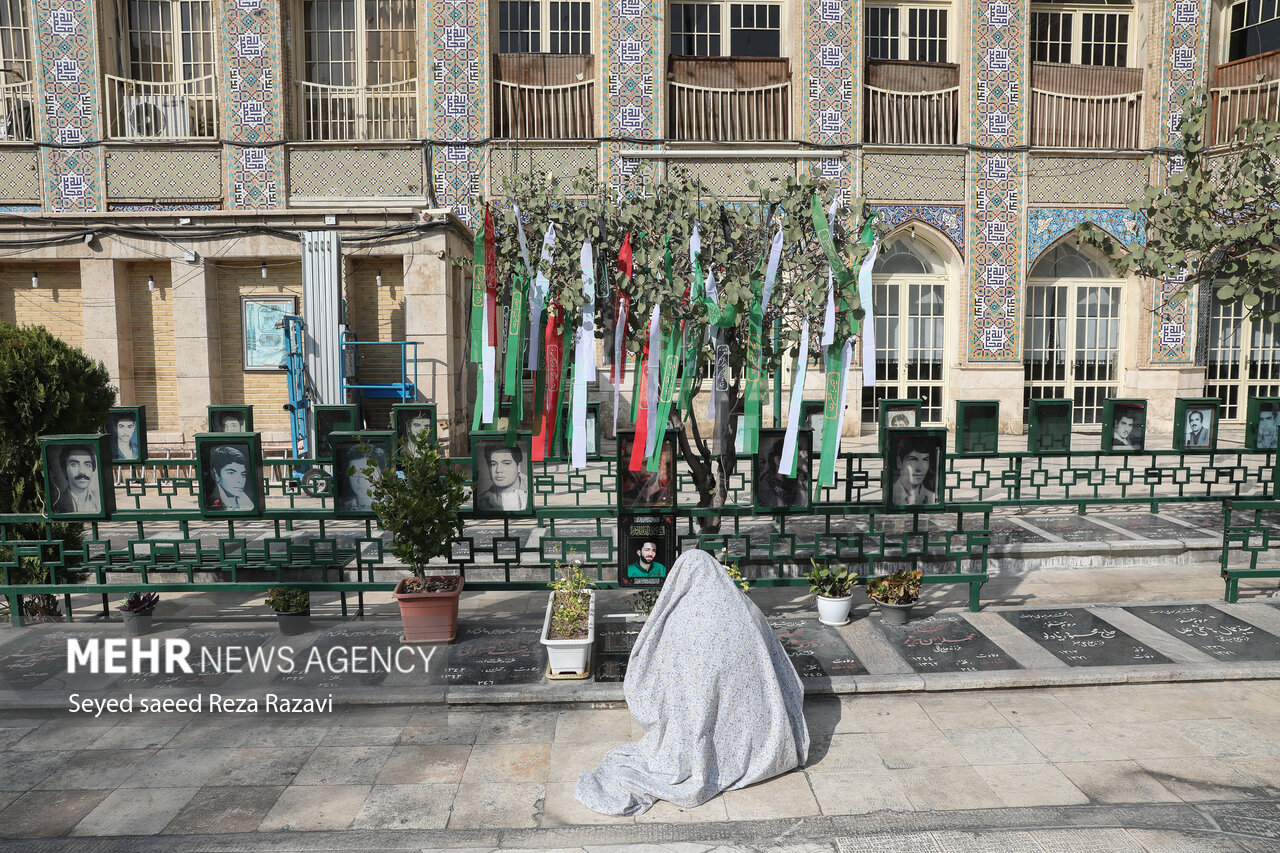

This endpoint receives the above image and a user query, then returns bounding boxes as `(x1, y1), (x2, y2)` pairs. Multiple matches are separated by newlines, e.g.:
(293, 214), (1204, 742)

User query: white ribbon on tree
(762, 228), (783, 307)
(836, 337), (855, 443)
(481, 302), (496, 423)
(572, 240), (595, 469)
(527, 224), (556, 371)
(704, 265), (721, 421)
(779, 319), (810, 477)
(858, 238), (881, 386)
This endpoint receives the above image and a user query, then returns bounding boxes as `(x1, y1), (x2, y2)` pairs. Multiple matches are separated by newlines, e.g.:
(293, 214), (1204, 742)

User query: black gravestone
(1007, 608), (1171, 666)
(272, 625), (419, 690)
(595, 619), (644, 683)
(115, 626), (278, 690)
(1024, 516), (1133, 543)
(1126, 604), (1280, 661)
(879, 613), (1018, 673)
(768, 617), (865, 679)
(0, 628), (120, 692)
(442, 617), (546, 686)
(1097, 514), (1199, 541)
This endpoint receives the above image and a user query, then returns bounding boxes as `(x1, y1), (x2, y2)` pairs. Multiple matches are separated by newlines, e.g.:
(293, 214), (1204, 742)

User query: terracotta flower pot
(392, 576), (464, 644)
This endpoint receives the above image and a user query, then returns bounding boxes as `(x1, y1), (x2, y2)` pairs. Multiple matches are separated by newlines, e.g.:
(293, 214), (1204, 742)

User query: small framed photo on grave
(558, 402), (601, 460)
(471, 432), (534, 518)
(1246, 398), (1280, 452)
(753, 428), (813, 513)
(105, 406), (147, 464)
(1173, 398), (1219, 452)
(196, 432), (264, 519)
(618, 511), (676, 587)
(330, 431), (393, 518)
(617, 430), (678, 510)
(884, 428), (946, 509)
(801, 400), (826, 448)
(208, 405), (253, 435)
(879, 398), (922, 453)
(392, 403), (438, 457)
(955, 400), (999, 456)
(1028, 399), (1072, 453)
(42, 435), (113, 520)
(1102, 399), (1147, 453)
(313, 405), (358, 461)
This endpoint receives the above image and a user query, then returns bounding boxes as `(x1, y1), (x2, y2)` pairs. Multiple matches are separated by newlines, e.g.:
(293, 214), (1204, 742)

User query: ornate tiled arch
(1027, 208), (1144, 265)
(872, 205), (965, 255)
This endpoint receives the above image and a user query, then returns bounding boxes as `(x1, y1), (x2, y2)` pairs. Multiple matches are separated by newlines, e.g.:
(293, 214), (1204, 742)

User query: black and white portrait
(316, 407), (357, 459)
(1109, 403), (1146, 452)
(1256, 401), (1279, 450)
(753, 431), (811, 511)
(617, 434), (676, 509)
(46, 442), (105, 517)
(202, 443), (257, 513)
(1184, 406), (1213, 449)
(887, 431), (945, 508)
(106, 407), (145, 463)
(335, 439), (391, 515)
(211, 410), (249, 434)
(472, 439), (532, 515)
(394, 406), (436, 456)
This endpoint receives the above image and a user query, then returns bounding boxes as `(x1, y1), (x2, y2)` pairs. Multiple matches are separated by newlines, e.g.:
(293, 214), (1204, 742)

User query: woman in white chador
(575, 548), (809, 816)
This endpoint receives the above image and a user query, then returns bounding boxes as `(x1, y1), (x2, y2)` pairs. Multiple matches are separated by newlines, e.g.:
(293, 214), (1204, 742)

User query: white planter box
(540, 591), (596, 675)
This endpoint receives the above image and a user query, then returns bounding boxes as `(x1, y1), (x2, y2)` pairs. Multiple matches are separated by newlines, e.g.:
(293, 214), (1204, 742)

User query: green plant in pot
(865, 569), (923, 626)
(541, 561), (597, 677)
(369, 440), (468, 644)
(807, 559), (856, 626)
(118, 591), (159, 637)
(264, 586), (311, 636)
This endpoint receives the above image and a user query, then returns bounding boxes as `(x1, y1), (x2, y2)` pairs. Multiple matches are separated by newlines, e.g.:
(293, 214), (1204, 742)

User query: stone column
(219, 0), (284, 209)
(428, 0), (487, 227)
(79, 259), (133, 402)
(34, 0), (104, 212)
(404, 234), (470, 455)
(601, 0), (663, 194)
(171, 260), (222, 442)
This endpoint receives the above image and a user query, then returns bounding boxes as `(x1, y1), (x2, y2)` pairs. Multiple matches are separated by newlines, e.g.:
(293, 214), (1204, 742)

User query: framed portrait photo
(313, 405), (358, 460)
(617, 430), (678, 510)
(884, 428), (946, 509)
(330, 431), (394, 518)
(800, 400), (826, 448)
(1102, 399), (1147, 453)
(1028, 399), (1073, 453)
(1173, 398), (1220, 452)
(196, 432), (263, 519)
(878, 398), (923, 453)
(471, 433), (533, 518)
(42, 435), (113, 520)
(955, 400), (999, 456)
(208, 405), (254, 435)
(241, 295), (295, 371)
(105, 406), (147, 464)
(558, 402), (602, 459)
(1246, 398), (1280, 452)
(392, 403), (438, 457)
(618, 512), (677, 587)
(753, 428), (813, 513)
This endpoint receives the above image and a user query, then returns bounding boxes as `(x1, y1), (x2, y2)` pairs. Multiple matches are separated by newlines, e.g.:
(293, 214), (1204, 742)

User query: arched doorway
(1204, 293), (1280, 422)
(1023, 242), (1123, 425)
(860, 232), (949, 425)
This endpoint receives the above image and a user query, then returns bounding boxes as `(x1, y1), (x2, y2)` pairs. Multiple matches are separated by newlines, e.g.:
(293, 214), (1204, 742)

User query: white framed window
(1227, 0), (1280, 61)
(670, 2), (782, 57)
(865, 4), (950, 62)
(125, 1), (216, 83)
(298, 0), (418, 141)
(1031, 3), (1133, 66)
(498, 1), (591, 54)
(0, 1), (33, 83)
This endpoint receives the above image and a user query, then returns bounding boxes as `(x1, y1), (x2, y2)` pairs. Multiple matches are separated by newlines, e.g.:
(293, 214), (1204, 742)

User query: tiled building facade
(0, 0), (1276, 444)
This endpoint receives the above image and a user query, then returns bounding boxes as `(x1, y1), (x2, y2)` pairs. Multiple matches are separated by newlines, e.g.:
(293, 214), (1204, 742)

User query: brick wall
(126, 262), (177, 435)
(345, 259), (406, 428)
(0, 263), (83, 349)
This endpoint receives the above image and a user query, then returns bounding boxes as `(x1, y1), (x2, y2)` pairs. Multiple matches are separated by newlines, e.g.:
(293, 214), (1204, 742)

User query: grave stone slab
(1096, 514), (1198, 540)
(0, 627), (119, 692)
(990, 521), (1052, 545)
(272, 625), (431, 690)
(1006, 608), (1171, 666)
(877, 613), (1018, 673)
(594, 619), (643, 683)
(1023, 516), (1135, 543)
(441, 616), (545, 686)
(114, 626), (277, 691)
(1126, 604), (1280, 661)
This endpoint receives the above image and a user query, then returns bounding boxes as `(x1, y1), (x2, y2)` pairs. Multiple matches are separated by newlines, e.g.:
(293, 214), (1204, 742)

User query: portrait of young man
(619, 437), (676, 509)
(397, 409), (435, 456)
(625, 539), (667, 580)
(1184, 407), (1212, 448)
(337, 443), (389, 514)
(754, 434), (811, 510)
(52, 444), (102, 515)
(1258, 404), (1279, 450)
(217, 412), (244, 433)
(890, 434), (940, 507)
(474, 441), (529, 513)
(205, 444), (256, 512)
(107, 410), (142, 462)
(1110, 404), (1145, 452)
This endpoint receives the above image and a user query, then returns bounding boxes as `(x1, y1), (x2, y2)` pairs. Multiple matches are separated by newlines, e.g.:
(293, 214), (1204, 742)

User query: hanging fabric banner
(818, 344), (842, 486)
(678, 226), (704, 415)
(858, 221), (881, 387)
(835, 337), (855, 445)
(646, 324), (680, 472)
(534, 305), (563, 460)
(580, 240), (597, 383)
(779, 320), (810, 478)
(481, 298), (496, 424)
(811, 193), (853, 291)
(512, 203), (532, 270)
(470, 217), (486, 363)
(630, 341), (651, 471)
(504, 269), (527, 393)
(704, 266), (721, 422)
(484, 204), (499, 347)
(742, 262), (765, 456)
(762, 227), (784, 307)
(613, 233), (633, 435)
(572, 241), (595, 469)
(528, 225), (555, 371)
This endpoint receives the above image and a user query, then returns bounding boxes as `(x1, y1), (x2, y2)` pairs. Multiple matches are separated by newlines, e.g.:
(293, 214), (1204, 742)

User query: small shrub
(865, 569), (922, 605)
(807, 559), (854, 598)
(368, 441), (467, 580)
(117, 591), (159, 613)
(264, 587), (309, 613)
(548, 562), (594, 639)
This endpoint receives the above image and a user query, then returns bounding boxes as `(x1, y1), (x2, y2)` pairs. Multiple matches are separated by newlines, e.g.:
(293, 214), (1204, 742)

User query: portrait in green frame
(1173, 398), (1219, 452)
(617, 430), (678, 510)
(314, 405), (358, 460)
(1102, 399), (1147, 453)
(42, 434), (113, 521)
(330, 431), (394, 518)
(196, 432), (264, 519)
(471, 432), (534, 517)
(1028, 399), (1073, 453)
(1246, 398), (1280, 452)
(884, 428), (946, 509)
(878, 398), (923, 453)
(955, 401), (999, 456)
(208, 405), (253, 434)
(753, 428), (812, 513)
(392, 403), (438, 457)
(618, 511), (676, 587)
(105, 406), (147, 464)
(801, 400), (826, 448)
(557, 401), (601, 459)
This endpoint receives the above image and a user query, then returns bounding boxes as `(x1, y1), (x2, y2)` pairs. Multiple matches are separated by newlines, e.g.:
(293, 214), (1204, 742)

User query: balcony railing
(667, 56), (790, 141)
(104, 74), (218, 140)
(864, 60), (958, 145)
(1209, 49), (1280, 146)
(493, 54), (595, 139)
(1030, 63), (1143, 149)
(297, 78), (418, 141)
(0, 74), (33, 142)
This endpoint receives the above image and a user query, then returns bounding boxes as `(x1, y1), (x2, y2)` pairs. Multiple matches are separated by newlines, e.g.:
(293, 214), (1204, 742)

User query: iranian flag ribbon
(613, 232), (633, 435)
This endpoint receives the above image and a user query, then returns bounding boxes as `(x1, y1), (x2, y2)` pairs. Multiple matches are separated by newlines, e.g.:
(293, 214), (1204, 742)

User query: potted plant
(118, 592), (159, 636)
(369, 441), (468, 644)
(807, 559), (856, 626)
(540, 562), (596, 676)
(866, 568), (923, 626)
(264, 586), (311, 635)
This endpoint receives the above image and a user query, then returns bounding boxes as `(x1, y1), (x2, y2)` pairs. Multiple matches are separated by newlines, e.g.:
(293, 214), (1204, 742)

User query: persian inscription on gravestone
(879, 614), (1017, 673)
(1024, 515), (1133, 543)
(595, 619), (643, 683)
(1007, 608), (1171, 667)
(1126, 604), (1280, 661)
(116, 627), (278, 690)
(0, 629), (119, 690)
(272, 626), (411, 689)
(443, 620), (545, 686)
(768, 617), (865, 679)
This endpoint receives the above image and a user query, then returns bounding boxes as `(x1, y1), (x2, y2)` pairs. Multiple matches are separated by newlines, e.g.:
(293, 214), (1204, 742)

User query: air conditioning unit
(124, 94), (192, 139)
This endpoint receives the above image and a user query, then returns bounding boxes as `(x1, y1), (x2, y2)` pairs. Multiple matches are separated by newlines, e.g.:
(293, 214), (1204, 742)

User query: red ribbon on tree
(534, 305), (563, 461)
(484, 203), (498, 346)
(614, 232), (633, 386)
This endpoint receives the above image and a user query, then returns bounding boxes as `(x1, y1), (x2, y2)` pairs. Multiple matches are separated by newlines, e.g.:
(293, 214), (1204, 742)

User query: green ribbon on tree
(470, 218), (486, 364)
(504, 268), (527, 396)
(818, 344), (843, 486)
(646, 324), (680, 472)
(742, 261), (765, 456)
(811, 192), (853, 293)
